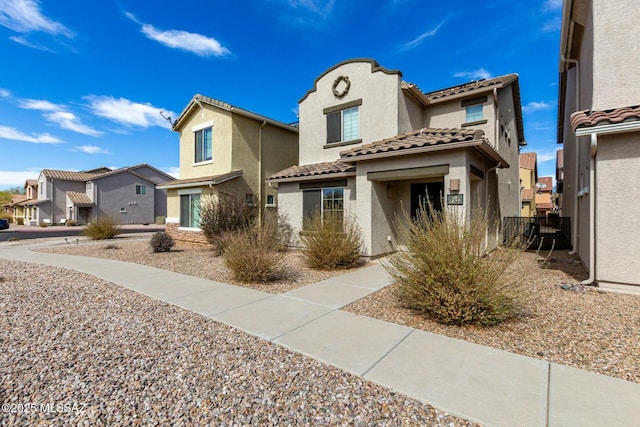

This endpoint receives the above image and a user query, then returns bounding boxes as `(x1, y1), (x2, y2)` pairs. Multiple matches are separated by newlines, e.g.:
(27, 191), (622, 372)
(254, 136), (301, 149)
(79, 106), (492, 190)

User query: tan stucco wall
(591, 0), (640, 110)
(520, 168), (536, 217)
(595, 133), (640, 286)
(426, 97), (494, 144)
(298, 61), (402, 165)
(177, 105), (233, 180)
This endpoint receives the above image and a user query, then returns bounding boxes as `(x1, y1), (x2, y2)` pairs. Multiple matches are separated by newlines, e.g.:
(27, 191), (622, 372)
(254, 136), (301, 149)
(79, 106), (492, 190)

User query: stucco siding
(592, 0), (640, 110)
(496, 85), (521, 219)
(93, 174), (155, 224)
(426, 97), (494, 142)
(298, 61), (401, 165)
(50, 180), (85, 224)
(177, 106), (233, 180)
(595, 133), (640, 285)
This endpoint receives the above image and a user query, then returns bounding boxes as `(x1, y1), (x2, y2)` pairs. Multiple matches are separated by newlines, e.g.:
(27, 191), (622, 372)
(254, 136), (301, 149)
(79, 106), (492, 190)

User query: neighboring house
(519, 152), (538, 217)
(22, 164), (173, 226)
(18, 180), (39, 225)
(2, 194), (28, 223)
(555, 149), (564, 213)
(158, 94), (299, 243)
(268, 59), (525, 258)
(558, 0), (640, 291)
(535, 176), (553, 217)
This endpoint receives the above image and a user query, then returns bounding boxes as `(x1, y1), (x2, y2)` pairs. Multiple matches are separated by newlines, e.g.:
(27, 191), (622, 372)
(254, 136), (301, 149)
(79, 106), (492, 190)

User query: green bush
(386, 204), (527, 326)
(300, 212), (363, 270)
(81, 216), (121, 240)
(155, 216), (166, 225)
(199, 193), (256, 253)
(150, 231), (175, 253)
(223, 225), (285, 283)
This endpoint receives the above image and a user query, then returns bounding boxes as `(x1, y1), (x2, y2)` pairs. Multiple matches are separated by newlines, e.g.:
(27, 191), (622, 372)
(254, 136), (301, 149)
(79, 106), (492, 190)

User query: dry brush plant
(81, 215), (122, 240)
(386, 204), (529, 326)
(199, 193), (256, 255)
(300, 211), (363, 270)
(150, 231), (175, 253)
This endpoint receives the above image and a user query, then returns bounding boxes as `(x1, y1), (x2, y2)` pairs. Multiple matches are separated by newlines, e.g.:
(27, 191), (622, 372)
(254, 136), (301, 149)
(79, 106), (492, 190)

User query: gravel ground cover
(39, 240), (359, 294)
(0, 261), (475, 426)
(345, 250), (640, 384)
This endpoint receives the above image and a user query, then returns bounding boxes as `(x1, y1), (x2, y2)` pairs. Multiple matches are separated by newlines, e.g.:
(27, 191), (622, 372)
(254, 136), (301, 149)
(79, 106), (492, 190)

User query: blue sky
(0, 0), (562, 190)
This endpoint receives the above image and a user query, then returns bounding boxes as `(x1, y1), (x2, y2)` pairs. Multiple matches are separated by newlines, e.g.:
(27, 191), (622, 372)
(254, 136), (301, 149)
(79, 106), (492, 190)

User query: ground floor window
(180, 193), (201, 228)
(303, 187), (344, 227)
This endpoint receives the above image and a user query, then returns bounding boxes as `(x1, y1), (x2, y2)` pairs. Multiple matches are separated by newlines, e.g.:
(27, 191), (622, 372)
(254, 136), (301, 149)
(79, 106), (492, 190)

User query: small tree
(387, 203), (528, 326)
(300, 211), (363, 270)
(199, 193), (256, 254)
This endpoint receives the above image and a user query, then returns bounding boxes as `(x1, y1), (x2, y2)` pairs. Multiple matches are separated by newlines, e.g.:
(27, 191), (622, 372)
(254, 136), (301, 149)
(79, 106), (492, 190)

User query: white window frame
(178, 188), (202, 230)
(193, 120), (214, 165)
(326, 106), (359, 144)
(465, 104), (483, 123)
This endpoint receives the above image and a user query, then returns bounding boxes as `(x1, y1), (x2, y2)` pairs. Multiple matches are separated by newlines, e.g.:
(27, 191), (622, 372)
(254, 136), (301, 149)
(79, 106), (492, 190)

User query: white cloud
(161, 166), (180, 179)
(0, 88), (10, 97)
(542, 17), (561, 32)
(85, 95), (175, 129)
(400, 21), (445, 51)
(0, 169), (41, 189)
(125, 12), (230, 57)
(0, 0), (73, 37)
(543, 0), (562, 11)
(73, 145), (109, 155)
(19, 98), (102, 136)
(522, 101), (552, 113)
(453, 68), (493, 81)
(9, 35), (53, 51)
(0, 124), (60, 143)
(44, 111), (103, 136)
(288, 0), (335, 18)
(537, 151), (557, 163)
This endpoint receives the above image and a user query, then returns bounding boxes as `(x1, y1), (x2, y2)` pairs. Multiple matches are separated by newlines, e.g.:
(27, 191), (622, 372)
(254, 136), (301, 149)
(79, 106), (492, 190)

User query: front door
(78, 207), (91, 225)
(410, 182), (444, 220)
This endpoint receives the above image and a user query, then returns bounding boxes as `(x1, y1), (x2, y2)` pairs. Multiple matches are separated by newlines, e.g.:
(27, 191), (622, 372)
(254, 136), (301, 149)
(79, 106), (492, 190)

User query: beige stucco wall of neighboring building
(177, 106), (233, 180)
(298, 61), (402, 165)
(595, 132), (640, 286)
(591, 0), (640, 110)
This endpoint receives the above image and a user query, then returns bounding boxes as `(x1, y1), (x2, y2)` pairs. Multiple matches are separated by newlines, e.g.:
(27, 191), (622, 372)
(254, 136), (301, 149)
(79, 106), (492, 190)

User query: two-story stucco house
(268, 59), (525, 258)
(158, 94), (299, 243)
(519, 152), (538, 217)
(23, 164), (173, 226)
(558, 0), (640, 292)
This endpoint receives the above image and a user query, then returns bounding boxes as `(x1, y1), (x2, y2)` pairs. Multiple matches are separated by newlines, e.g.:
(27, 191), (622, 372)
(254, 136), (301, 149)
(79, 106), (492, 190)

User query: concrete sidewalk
(1, 240), (638, 426)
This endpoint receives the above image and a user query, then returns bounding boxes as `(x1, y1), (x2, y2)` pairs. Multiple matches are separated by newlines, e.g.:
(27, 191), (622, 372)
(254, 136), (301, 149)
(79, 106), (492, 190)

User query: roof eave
(266, 171), (356, 184)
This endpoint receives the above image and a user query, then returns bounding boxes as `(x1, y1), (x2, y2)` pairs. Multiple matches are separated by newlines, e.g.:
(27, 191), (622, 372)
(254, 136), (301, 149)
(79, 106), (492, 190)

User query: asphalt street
(0, 224), (164, 242)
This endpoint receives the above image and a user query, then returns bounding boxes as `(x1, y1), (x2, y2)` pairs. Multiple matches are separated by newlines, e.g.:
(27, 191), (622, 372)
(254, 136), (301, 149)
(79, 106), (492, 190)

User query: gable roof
(339, 128), (508, 167)
(87, 164), (174, 184)
(537, 177), (553, 193)
(267, 161), (355, 183)
(157, 170), (243, 189)
(41, 169), (101, 181)
(67, 192), (93, 206)
(25, 179), (38, 187)
(172, 94), (299, 133)
(521, 188), (534, 202)
(519, 152), (537, 170)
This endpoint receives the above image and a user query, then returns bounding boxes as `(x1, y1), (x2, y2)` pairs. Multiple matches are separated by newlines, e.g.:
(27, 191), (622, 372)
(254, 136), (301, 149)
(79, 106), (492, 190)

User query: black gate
(503, 216), (572, 250)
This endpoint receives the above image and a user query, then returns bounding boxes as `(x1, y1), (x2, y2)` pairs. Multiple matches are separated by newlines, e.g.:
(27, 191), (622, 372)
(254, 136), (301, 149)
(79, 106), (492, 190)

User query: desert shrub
(223, 225), (285, 283)
(0, 213), (10, 221)
(300, 212), (363, 270)
(155, 216), (166, 225)
(263, 209), (294, 252)
(150, 231), (175, 253)
(65, 219), (76, 226)
(199, 193), (256, 253)
(103, 244), (120, 250)
(81, 215), (121, 240)
(386, 204), (528, 326)
(16, 218), (24, 225)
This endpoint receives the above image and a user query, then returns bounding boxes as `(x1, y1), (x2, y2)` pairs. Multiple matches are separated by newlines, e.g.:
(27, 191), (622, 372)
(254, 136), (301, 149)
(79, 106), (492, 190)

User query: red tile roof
(340, 128), (484, 159)
(571, 105), (640, 131)
(521, 188), (534, 202)
(537, 177), (553, 193)
(423, 74), (519, 102)
(267, 161), (355, 182)
(519, 152), (537, 170)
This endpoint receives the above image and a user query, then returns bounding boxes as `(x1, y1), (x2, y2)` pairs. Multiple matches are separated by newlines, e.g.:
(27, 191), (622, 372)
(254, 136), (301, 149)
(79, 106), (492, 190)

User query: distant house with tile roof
(519, 152), (538, 217)
(535, 176), (554, 217)
(157, 94), (299, 243)
(558, 0), (640, 291)
(268, 59), (525, 257)
(23, 164), (174, 226)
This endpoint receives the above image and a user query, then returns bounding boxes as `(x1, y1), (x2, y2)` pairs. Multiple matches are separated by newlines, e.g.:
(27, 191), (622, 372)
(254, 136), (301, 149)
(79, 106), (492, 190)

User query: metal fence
(503, 216), (572, 250)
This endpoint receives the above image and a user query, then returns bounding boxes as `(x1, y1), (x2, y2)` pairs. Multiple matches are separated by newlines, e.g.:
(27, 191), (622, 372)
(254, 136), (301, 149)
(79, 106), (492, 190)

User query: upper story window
(324, 99), (362, 145)
(461, 96), (487, 125)
(136, 184), (146, 195)
(194, 126), (213, 163)
(465, 104), (483, 122)
(39, 181), (44, 196)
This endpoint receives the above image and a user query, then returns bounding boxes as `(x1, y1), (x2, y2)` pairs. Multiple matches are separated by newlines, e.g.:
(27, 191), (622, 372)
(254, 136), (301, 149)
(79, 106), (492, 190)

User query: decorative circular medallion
(332, 75), (351, 98)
